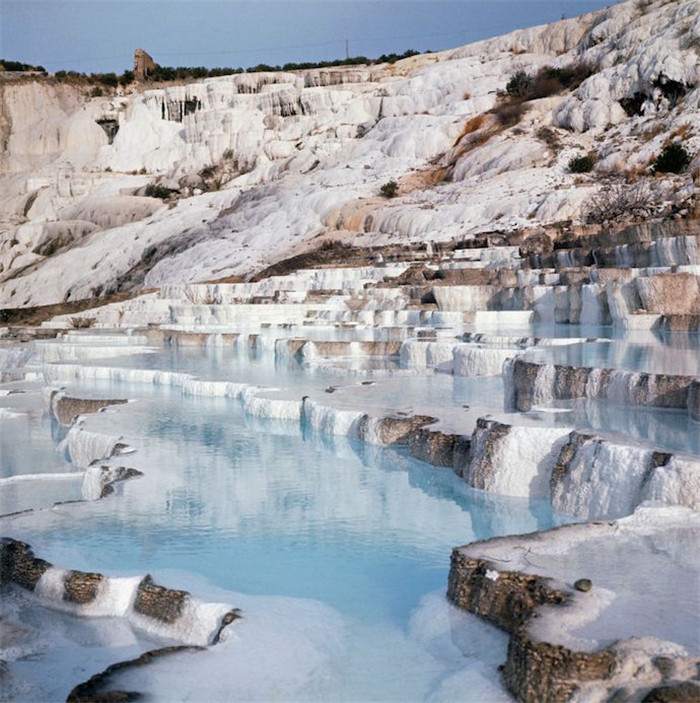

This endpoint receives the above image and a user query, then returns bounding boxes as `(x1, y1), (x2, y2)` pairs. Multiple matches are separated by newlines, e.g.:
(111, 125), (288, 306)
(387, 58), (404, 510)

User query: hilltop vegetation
(3, 48), (426, 89)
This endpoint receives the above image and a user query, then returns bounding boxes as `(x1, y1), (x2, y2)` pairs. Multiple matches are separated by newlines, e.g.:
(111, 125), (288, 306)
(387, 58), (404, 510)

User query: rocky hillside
(0, 0), (698, 308)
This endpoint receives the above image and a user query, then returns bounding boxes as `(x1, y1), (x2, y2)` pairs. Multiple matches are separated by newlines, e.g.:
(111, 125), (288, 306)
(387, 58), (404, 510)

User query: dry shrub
(536, 126), (561, 151)
(624, 165), (648, 183)
(492, 101), (527, 128)
(584, 182), (655, 224)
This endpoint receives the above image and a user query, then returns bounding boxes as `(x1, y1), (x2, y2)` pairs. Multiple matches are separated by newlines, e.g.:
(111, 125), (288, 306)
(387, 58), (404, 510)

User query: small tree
(654, 143), (691, 174)
(380, 180), (398, 198)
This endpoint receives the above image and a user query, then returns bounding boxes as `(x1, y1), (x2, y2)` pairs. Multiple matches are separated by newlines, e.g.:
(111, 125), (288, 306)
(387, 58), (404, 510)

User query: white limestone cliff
(0, 0), (698, 307)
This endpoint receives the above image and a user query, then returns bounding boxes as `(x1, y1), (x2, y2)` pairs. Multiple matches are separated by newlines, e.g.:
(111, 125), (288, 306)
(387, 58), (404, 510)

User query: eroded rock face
(64, 570), (103, 604)
(407, 427), (470, 469)
(659, 314), (700, 333)
(134, 575), (187, 624)
(447, 511), (700, 703)
(635, 273), (700, 315)
(0, 538), (50, 589)
(507, 358), (698, 417)
(690, 380), (700, 423)
(503, 630), (614, 703)
(50, 392), (128, 425)
(356, 414), (436, 445)
(447, 549), (567, 633)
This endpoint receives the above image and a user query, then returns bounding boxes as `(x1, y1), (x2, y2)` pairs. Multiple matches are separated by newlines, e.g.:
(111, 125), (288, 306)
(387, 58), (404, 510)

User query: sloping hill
(0, 0), (698, 307)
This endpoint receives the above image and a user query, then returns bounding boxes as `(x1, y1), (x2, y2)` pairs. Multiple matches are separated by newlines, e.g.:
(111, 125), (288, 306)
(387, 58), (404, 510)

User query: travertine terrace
(1, 0), (699, 700)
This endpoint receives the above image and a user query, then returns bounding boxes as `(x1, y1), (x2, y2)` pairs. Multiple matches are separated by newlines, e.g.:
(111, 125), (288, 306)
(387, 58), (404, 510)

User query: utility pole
(345, 39), (349, 60)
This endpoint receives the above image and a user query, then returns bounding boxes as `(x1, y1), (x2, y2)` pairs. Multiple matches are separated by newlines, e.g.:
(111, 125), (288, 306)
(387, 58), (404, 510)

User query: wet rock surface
(63, 570), (103, 604)
(407, 427), (470, 469)
(0, 538), (51, 590)
(357, 414), (437, 445)
(641, 681), (700, 702)
(447, 514), (700, 703)
(66, 646), (202, 703)
(133, 576), (187, 624)
(508, 359), (698, 417)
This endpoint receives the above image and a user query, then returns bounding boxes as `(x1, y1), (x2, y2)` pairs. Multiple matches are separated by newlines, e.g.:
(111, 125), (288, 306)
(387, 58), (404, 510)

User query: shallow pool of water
(2, 373), (568, 701)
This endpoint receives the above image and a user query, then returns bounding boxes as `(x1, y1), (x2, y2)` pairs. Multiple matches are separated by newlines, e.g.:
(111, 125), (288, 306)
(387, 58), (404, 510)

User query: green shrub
(653, 143), (691, 174)
(145, 184), (171, 200)
(93, 72), (119, 87)
(119, 70), (134, 86)
(380, 180), (398, 198)
(0, 58), (45, 72)
(505, 71), (532, 98)
(90, 86), (103, 98)
(506, 63), (594, 102)
(568, 154), (595, 173)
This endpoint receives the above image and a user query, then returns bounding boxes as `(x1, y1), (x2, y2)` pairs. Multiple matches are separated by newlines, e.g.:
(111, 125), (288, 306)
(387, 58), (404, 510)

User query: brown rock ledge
(50, 391), (128, 426)
(66, 645), (202, 703)
(447, 515), (700, 702)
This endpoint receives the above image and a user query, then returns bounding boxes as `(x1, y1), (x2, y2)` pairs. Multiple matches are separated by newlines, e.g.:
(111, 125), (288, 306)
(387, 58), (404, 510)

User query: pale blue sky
(2, 1), (615, 73)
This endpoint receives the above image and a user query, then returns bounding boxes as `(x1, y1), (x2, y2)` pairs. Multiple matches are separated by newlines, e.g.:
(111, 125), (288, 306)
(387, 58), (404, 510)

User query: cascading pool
(2, 344), (571, 701)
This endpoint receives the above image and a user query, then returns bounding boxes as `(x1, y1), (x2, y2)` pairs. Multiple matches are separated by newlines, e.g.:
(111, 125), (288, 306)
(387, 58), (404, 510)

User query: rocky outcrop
(134, 575), (187, 624)
(447, 549), (568, 632)
(503, 630), (614, 703)
(447, 510), (700, 702)
(63, 570), (103, 604)
(642, 681), (700, 702)
(447, 543), (614, 703)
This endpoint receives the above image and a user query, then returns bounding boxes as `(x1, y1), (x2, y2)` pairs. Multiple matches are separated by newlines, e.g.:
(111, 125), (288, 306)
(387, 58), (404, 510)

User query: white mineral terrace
(2, 237), (699, 699)
(2, 0), (700, 699)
